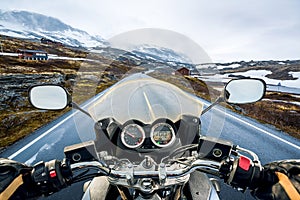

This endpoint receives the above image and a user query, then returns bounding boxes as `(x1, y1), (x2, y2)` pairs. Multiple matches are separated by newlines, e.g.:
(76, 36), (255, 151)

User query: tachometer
(121, 124), (145, 148)
(150, 123), (175, 147)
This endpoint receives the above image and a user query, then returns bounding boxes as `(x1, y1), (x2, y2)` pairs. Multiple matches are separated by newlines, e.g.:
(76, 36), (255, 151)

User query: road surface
(1, 92), (299, 200)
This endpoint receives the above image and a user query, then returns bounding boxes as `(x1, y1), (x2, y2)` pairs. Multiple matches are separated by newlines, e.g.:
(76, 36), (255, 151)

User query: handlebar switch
(238, 156), (251, 171)
(31, 159), (72, 196)
(49, 170), (57, 178)
(222, 156), (263, 190)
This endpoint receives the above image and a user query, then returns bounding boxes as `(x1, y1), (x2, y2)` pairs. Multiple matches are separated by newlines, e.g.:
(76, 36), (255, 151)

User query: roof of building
(176, 67), (190, 71)
(17, 49), (47, 54)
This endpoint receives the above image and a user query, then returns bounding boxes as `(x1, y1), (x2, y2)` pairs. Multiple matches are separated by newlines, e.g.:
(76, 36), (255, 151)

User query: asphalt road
(1, 93), (299, 200)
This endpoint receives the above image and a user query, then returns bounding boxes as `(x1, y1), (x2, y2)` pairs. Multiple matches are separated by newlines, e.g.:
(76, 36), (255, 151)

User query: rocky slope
(0, 10), (108, 47)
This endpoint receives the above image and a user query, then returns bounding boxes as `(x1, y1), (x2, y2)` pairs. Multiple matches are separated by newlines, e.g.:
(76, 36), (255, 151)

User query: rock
(0, 73), (66, 111)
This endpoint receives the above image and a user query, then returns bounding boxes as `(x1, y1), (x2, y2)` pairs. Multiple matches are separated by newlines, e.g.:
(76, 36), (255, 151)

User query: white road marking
(225, 111), (300, 150)
(8, 94), (103, 160)
(7, 94), (299, 159)
(8, 112), (77, 159)
(143, 92), (155, 120)
(202, 101), (300, 151)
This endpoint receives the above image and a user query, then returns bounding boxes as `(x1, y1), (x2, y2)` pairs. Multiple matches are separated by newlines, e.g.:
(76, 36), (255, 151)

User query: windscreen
(71, 28), (226, 158)
(88, 73), (204, 124)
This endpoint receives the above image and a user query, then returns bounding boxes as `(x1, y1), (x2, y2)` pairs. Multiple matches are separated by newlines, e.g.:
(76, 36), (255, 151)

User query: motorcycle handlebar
(69, 155), (269, 191)
(70, 159), (221, 179)
(30, 154), (271, 196)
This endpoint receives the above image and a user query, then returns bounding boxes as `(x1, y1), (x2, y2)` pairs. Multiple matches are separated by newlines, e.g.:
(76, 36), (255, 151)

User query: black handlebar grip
(220, 156), (274, 190)
(31, 159), (72, 196)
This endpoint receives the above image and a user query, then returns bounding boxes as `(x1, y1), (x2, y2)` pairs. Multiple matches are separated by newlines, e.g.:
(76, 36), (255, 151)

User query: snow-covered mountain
(0, 10), (108, 47)
(0, 10), (197, 64)
(132, 44), (192, 64)
(92, 44), (194, 68)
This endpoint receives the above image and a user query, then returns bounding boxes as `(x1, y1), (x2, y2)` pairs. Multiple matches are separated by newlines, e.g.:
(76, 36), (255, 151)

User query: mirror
(224, 79), (265, 104)
(29, 85), (70, 110)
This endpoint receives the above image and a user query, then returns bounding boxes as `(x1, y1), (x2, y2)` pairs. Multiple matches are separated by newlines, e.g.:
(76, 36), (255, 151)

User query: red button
(49, 170), (57, 178)
(239, 156), (251, 171)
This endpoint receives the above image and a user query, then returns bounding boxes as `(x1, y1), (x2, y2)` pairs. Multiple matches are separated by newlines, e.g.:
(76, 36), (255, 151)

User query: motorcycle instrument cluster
(120, 121), (176, 149)
(150, 123), (175, 147)
(121, 124), (146, 148)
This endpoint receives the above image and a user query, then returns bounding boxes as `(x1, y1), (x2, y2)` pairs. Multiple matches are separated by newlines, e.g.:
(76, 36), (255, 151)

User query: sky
(1, 0), (300, 62)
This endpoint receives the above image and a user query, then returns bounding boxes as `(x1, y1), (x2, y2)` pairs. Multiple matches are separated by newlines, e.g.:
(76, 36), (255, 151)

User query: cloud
(1, 0), (299, 62)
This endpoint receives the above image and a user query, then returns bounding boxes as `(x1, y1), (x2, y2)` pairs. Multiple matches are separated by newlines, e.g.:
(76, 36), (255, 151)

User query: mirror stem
(201, 97), (224, 116)
(71, 102), (93, 119)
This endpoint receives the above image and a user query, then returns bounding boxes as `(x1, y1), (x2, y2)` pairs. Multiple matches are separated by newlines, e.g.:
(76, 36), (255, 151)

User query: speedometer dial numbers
(121, 124), (145, 148)
(150, 123), (175, 147)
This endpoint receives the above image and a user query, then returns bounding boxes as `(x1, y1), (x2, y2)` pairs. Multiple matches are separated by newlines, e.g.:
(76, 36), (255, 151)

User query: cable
(161, 144), (198, 163)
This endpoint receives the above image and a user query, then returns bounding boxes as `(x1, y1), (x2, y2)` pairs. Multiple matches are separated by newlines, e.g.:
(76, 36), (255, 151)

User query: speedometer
(150, 123), (175, 147)
(121, 124), (145, 148)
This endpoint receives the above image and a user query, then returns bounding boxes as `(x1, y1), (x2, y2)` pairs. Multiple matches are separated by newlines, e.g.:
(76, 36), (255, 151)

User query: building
(17, 49), (48, 60)
(176, 67), (190, 76)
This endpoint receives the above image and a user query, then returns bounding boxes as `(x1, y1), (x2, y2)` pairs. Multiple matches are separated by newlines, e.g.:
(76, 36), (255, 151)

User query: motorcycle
(26, 72), (267, 200)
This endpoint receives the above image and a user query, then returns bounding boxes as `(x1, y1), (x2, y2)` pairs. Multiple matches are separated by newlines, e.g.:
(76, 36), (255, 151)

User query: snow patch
(263, 99), (300, 106)
(217, 63), (240, 69)
(0, 52), (18, 56)
(200, 69), (300, 91)
(230, 70), (272, 77)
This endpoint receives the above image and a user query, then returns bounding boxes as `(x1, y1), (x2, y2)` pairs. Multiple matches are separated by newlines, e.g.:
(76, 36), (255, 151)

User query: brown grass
(0, 34), (88, 58)
(238, 100), (300, 139)
(0, 110), (68, 147)
(1, 34), (299, 149)
(177, 78), (300, 139)
(0, 38), (138, 148)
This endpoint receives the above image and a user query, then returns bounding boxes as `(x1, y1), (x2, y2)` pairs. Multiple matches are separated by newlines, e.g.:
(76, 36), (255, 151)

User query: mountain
(1, 9), (299, 86)
(93, 44), (194, 70)
(132, 44), (192, 64)
(0, 10), (194, 64)
(0, 10), (108, 47)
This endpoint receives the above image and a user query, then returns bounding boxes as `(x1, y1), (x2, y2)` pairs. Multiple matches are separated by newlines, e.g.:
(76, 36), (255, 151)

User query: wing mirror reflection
(224, 78), (266, 104)
(28, 85), (71, 110)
